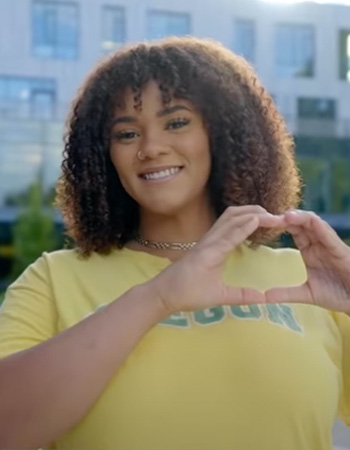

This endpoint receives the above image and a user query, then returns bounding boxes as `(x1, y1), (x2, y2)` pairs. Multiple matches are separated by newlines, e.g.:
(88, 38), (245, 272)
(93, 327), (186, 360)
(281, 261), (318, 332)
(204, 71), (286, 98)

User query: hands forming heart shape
(264, 210), (350, 314)
(152, 207), (350, 318)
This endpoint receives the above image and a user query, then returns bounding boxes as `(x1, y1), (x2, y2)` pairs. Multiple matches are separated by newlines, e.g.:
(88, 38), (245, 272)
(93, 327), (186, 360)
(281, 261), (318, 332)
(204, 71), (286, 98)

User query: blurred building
(0, 0), (350, 231)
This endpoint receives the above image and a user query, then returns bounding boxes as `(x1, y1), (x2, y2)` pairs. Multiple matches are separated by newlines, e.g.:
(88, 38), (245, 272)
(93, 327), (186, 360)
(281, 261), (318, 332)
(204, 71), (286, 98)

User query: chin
(140, 200), (188, 217)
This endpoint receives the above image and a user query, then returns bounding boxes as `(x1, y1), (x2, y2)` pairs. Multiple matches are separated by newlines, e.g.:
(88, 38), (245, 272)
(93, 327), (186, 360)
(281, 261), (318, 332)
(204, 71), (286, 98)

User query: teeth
(143, 167), (181, 180)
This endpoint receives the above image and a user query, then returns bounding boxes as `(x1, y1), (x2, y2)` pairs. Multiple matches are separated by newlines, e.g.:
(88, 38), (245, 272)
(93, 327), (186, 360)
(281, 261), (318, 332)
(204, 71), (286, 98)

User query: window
(233, 20), (255, 63)
(339, 29), (350, 81)
(297, 98), (336, 137)
(147, 10), (191, 40)
(297, 98), (336, 120)
(102, 5), (126, 52)
(32, 1), (79, 59)
(275, 24), (315, 78)
(0, 77), (56, 119)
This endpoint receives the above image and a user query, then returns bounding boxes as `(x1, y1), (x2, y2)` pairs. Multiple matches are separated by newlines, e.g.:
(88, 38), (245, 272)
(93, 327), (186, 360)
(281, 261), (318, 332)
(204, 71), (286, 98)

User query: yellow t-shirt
(0, 245), (349, 450)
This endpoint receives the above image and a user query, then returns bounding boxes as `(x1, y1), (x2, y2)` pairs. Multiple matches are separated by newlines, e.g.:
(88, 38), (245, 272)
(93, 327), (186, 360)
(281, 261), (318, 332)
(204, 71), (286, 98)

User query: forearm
(0, 283), (165, 449)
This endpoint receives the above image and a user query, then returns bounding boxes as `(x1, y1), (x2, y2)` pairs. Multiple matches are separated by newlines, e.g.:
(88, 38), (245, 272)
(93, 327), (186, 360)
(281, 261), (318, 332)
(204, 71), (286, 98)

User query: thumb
(223, 286), (266, 305)
(265, 284), (312, 304)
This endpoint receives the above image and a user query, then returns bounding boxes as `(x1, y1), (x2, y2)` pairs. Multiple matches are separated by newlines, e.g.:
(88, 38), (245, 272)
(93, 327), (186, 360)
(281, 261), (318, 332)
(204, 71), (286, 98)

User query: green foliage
(297, 157), (327, 211)
(4, 184), (56, 207)
(11, 182), (58, 280)
(0, 291), (4, 305)
(332, 160), (350, 212)
(297, 155), (350, 213)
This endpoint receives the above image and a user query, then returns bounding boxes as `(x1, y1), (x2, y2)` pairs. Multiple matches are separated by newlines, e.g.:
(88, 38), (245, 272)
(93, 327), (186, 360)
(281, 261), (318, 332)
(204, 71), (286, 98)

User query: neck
(130, 200), (216, 261)
(140, 201), (215, 242)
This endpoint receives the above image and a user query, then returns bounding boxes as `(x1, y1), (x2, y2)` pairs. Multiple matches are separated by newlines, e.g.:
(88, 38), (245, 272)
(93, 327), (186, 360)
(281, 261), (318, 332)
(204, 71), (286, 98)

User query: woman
(0, 37), (349, 450)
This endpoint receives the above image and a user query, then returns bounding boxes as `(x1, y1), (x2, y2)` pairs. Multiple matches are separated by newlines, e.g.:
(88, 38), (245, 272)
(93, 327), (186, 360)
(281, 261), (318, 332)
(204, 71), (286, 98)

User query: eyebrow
(111, 105), (192, 126)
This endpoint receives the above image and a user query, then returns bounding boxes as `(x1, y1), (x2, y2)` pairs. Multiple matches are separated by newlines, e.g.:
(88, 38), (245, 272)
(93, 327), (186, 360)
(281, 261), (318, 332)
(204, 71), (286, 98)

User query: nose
(138, 132), (170, 160)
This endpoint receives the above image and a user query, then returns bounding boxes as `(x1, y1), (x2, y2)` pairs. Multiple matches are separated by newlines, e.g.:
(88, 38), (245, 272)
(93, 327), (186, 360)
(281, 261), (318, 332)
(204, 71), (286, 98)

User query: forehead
(115, 80), (193, 114)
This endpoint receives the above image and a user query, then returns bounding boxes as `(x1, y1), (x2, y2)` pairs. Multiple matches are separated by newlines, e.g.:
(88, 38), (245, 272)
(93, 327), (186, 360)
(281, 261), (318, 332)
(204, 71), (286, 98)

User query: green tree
(5, 183), (56, 207)
(11, 182), (58, 280)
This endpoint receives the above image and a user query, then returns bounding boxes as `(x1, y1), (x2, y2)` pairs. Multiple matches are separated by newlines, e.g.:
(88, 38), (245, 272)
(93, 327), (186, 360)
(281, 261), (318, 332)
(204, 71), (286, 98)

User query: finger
(203, 213), (258, 246)
(206, 211), (282, 247)
(309, 215), (348, 257)
(220, 215), (260, 250)
(193, 215), (261, 264)
(203, 213), (287, 258)
(286, 211), (348, 257)
(265, 283), (313, 305)
(286, 225), (313, 251)
(211, 205), (267, 231)
(223, 286), (266, 305)
(212, 211), (286, 242)
(285, 210), (325, 237)
(225, 205), (268, 216)
(258, 213), (286, 228)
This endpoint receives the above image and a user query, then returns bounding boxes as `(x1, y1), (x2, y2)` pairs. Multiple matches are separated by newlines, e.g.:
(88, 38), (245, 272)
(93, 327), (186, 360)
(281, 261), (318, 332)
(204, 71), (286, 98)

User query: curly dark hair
(56, 36), (301, 256)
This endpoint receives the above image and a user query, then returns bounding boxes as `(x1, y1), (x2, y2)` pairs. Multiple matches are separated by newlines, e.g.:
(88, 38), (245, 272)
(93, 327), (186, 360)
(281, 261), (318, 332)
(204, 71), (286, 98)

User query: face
(109, 81), (212, 217)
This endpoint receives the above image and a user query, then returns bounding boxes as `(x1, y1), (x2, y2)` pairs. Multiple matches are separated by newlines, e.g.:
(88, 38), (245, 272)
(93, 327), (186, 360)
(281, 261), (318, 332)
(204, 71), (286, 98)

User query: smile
(140, 166), (182, 181)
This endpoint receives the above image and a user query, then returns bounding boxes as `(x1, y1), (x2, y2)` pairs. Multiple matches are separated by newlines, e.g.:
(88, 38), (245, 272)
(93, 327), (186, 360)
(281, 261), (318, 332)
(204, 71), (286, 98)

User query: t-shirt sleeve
(334, 311), (350, 425)
(0, 254), (57, 359)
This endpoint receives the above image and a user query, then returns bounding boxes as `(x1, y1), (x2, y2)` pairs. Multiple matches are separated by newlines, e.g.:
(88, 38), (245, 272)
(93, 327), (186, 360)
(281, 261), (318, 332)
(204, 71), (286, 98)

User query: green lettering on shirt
(193, 306), (225, 325)
(160, 312), (189, 328)
(230, 305), (262, 319)
(264, 304), (302, 333)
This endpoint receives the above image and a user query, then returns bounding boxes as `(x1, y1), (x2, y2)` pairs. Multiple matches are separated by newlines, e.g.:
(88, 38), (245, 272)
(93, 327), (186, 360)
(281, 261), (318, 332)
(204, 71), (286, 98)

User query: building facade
(0, 0), (350, 222)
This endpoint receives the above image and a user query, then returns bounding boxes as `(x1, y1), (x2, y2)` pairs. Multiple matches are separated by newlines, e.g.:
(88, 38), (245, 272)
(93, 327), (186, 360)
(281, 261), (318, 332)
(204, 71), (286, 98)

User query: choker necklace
(134, 233), (197, 251)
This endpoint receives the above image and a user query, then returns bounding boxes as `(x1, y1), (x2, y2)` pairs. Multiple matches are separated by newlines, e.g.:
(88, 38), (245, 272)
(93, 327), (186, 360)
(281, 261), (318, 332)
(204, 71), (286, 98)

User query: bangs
(109, 43), (199, 113)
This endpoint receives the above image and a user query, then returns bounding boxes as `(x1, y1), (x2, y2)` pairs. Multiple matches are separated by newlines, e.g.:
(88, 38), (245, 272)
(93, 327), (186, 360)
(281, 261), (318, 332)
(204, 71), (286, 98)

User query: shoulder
(15, 247), (125, 283)
(40, 247), (119, 267)
(36, 247), (142, 278)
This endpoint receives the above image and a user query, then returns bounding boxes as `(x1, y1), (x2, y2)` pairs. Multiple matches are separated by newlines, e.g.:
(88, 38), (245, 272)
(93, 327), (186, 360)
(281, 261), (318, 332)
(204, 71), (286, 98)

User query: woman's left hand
(266, 210), (350, 314)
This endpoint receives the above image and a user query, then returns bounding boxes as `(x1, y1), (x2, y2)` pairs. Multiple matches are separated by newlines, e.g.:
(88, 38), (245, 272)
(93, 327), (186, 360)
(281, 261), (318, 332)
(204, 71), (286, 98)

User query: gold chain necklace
(134, 233), (197, 251)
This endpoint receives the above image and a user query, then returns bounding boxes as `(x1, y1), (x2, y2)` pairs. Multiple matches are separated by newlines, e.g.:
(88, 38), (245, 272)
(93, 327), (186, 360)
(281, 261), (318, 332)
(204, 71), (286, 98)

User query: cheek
(193, 136), (211, 171)
(109, 149), (138, 197)
(109, 147), (118, 168)
(109, 148), (129, 176)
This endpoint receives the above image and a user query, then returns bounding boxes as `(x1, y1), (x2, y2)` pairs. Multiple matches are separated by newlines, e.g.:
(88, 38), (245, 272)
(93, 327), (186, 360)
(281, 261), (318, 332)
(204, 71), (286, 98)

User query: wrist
(142, 278), (174, 321)
(128, 282), (170, 323)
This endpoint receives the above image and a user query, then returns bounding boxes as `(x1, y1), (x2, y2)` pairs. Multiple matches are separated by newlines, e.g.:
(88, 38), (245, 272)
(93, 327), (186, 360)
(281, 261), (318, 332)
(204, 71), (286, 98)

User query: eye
(112, 130), (139, 141)
(166, 117), (190, 130)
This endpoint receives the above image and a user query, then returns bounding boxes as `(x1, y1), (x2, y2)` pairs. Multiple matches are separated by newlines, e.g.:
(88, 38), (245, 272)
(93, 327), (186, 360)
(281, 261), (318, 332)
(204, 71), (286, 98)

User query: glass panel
(33, 4), (55, 44)
(339, 29), (350, 81)
(234, 20), (255, 63)
(298, 98), (336, 119)
(0, 77), (56, 120)
(168, 14), (190, 35)
(147, 11), (190, 40)
(31, 91), (55, 120)
(0, 80), (6, 98)
(102, 6), (125, 51)
(0, 142), (43, 205)
(32, 1), (78, 59)
(275, 25), (315, 78)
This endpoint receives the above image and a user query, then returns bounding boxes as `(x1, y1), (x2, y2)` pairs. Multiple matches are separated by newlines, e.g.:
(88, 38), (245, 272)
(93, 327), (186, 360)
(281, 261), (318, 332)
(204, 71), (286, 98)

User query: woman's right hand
(149, 206), (286, 318)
